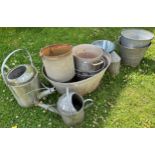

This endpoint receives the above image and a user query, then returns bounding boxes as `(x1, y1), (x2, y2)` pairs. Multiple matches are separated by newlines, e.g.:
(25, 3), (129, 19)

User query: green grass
(0, 27), (155, 128)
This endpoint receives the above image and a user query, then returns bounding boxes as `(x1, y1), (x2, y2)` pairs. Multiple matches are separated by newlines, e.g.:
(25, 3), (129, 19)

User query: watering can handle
(84, 99), (93, 109)
(1, 49), (34, 85)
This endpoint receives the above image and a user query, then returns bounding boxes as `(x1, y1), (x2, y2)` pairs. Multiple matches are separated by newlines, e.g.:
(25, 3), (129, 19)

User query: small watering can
(38, 88), (93, 126)
(1, 49), (55, 108)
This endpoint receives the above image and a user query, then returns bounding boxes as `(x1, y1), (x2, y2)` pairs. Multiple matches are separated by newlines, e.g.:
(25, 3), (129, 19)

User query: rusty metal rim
(40, 44), (73, 60)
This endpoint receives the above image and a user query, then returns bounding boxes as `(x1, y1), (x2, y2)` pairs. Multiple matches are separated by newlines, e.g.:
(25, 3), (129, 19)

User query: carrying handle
(4, 65), (10, 71)
(84, 99), (93, 109)
(2, 65), (10, 76)
(1, 49), (34, 85)
(92, 59), (105, 66)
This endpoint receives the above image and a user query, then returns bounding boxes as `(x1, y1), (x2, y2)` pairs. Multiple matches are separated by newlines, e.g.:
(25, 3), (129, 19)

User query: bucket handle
(91, 56), (106, 67)
(92, 59), (104, 66)
(1, 49), (34, 85)
(84, 99), (93, 109)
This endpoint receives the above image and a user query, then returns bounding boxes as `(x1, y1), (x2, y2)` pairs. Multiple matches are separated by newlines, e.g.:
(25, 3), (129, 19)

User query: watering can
(1, 49), (55, 108)
(38, 88), (93, 126)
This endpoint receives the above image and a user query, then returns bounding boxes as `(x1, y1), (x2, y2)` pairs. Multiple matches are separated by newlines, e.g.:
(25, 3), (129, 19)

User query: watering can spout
(37, 101), (59, 115)
(37, 87), (55, 100)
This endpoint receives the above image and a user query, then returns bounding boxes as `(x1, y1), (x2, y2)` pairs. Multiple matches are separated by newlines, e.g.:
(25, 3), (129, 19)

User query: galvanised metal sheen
(1, 49), (55, 107)
(120, 29), (154, 48)
(72, 44), (104, 73)
(92, 40), (116, 53)
(38, 88), (93, 126)
(119, 42), (151, 67)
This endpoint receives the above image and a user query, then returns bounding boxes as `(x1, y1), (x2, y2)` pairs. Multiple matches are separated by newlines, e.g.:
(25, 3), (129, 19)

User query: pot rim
(121, 29), (154, 41)
(72, 44), (103, 61)
(74, 54), (103, 61)
(42, 66), (102, 84)
(40, 44), (72, 59)
(75, 67), (103, 74)
(42, 60), (108, 85)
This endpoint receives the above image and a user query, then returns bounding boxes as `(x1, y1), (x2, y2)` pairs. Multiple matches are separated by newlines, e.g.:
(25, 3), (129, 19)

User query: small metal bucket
(72, 44), (104, 72)
(1, 49), (55, 107)
(119, 42), (151, 67)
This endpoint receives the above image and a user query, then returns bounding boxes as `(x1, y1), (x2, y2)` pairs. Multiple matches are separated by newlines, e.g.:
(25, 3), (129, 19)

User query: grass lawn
(0, 27), (155, 128)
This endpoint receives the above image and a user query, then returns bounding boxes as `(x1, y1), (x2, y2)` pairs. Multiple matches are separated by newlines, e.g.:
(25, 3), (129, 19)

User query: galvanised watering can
(1, 49), (55, 108)
(38, 88), (93, 126)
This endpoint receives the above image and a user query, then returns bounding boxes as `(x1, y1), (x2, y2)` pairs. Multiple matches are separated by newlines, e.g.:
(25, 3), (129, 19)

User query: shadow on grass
(77, 66), (132, 127)
(139, 57), (155, 75)
(77, 56), (155, 128)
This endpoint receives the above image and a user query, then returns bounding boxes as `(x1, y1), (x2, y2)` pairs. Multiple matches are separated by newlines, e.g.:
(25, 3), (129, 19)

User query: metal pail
(120, 29), (154, 48)
(119, 42), (151, 67)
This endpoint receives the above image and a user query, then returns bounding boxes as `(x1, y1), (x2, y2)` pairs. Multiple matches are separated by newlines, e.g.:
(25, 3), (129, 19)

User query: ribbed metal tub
(42, 53), (111, 96)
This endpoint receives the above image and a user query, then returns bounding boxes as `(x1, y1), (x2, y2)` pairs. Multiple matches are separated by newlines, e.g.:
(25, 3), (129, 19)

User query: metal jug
(1, 49), (55, 108)
(38, 88), (93, 126)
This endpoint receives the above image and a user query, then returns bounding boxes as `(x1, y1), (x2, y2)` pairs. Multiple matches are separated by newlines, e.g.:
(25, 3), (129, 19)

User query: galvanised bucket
(120, 29), (154, 48)
(119, 42), (151, 67)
